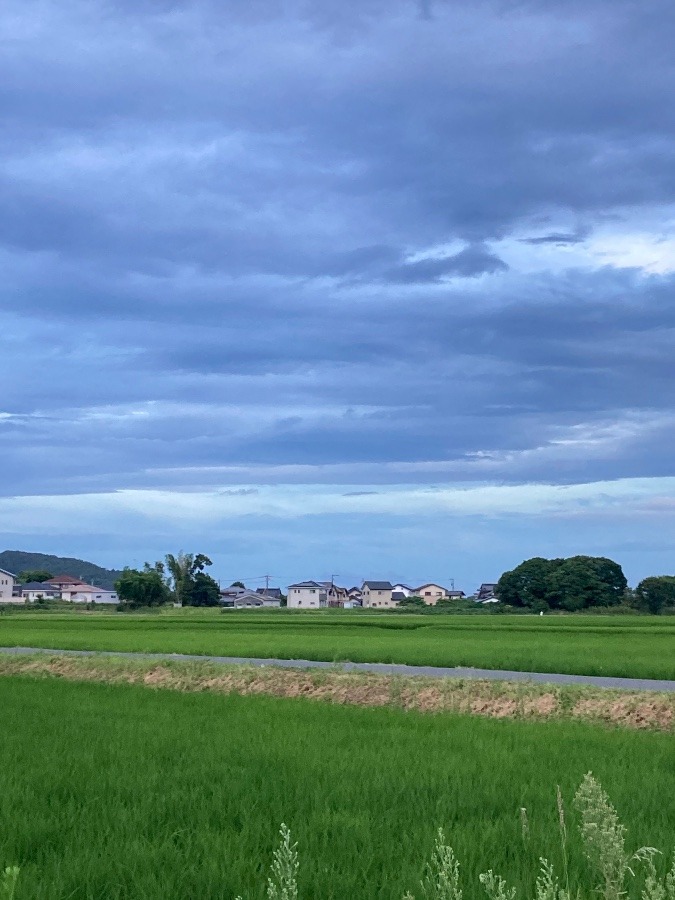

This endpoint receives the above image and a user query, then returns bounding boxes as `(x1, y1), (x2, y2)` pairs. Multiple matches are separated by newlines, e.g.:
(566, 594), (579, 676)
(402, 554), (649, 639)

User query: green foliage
(496, 557), (627, 611)
(185, 571), (221, 607)
(399, 595), (428, 609)
(115, 563), (171, 609)
(495, 558), (561, 610)
(632, 577), (675, 615)
(0, 866), (19, 900)
(165, 551), (214, 606)
(16, 570), (53, 584)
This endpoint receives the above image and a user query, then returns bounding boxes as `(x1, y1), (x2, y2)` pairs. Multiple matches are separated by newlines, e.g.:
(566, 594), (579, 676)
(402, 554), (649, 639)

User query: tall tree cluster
(115, 552), (221, 608)
(496, 556), (627, 611)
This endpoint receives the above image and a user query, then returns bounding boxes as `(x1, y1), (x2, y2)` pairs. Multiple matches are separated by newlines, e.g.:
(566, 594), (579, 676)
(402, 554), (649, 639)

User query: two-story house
(0, 567), (18, 603)
(415, 583), (449, 605)
(361, 580), (395, 608)
(287, 581), (327, 608)
(287, 581), (347, 608)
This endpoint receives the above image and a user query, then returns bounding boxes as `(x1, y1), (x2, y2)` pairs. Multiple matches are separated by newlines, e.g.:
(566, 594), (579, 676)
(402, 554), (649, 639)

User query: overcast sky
(2, 0), (675, 591)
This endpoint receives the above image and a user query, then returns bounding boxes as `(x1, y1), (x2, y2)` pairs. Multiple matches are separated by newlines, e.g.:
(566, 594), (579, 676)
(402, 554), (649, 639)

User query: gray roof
(363, 580), (393, 590)
(287, 580), (324, 588)
(391, 591), (407, 601)
(256, 587), (283, 598)
(20, 581), (60, 591)
(0, 568), (16, 578)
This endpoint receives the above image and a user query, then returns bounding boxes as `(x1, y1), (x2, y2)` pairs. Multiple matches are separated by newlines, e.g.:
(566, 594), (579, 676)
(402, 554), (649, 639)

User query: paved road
(1, 646), (674, 691)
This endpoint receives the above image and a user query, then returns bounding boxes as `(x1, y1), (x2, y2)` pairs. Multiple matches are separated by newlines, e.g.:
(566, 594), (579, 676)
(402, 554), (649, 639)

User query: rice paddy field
(1, 609), (674, 679)
(1, 673), (674, 900)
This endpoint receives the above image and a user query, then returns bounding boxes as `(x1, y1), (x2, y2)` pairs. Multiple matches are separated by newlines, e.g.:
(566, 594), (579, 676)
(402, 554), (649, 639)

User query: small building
(446, 590), (466, 600)
(361, 580), (395, 608)
(0, 567), (19, 603)
(415, 583), (449, 605)
(476, 583), (498, 602)
(20, 581), (62, 602)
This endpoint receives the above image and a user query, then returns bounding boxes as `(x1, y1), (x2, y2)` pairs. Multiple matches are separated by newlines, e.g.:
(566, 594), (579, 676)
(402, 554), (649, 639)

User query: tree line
(496, 555), (675, 614)
(114, 552), (221, 609)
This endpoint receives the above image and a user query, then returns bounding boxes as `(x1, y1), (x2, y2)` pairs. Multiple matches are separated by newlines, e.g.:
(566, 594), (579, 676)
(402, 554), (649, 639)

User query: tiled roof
(362, 580), (393, 590)
(45, 574), (85, 585)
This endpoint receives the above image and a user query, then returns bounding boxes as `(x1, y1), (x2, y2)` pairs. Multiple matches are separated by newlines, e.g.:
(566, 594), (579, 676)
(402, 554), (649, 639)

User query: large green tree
(496, 555), (627, 611)
(185, 572), (221, 607)
(633, 576), (675, 614)
(165, 552), (214, 606)
(115, 563), (171, 609)
(547, 556), (626, 611)
(495, 557), (562, 609)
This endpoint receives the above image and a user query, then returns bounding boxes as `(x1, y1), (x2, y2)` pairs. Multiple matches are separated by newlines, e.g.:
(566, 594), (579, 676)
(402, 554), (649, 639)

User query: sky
(2, 0), (675, 592)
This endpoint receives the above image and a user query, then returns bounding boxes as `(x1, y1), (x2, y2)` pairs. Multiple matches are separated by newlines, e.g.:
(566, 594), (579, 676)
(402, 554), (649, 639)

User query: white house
(286, 581), (347, 609)
(0, 568), (19, 603)
(20, 581), (61, 602)
(287, 581), (326, 608)
(361, 581), (395, 608)
(391, 583), (414, 597)
(62, 583), (118, 604)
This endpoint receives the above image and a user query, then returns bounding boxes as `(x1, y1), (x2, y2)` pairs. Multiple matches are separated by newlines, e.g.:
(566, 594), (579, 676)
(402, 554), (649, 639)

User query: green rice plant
(0, 866), (19, 900)
(1, 611), (675, 678)
(250, 775), (673, 900)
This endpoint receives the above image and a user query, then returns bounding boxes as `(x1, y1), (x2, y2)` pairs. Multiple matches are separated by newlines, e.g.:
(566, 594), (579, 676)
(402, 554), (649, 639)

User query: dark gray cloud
(1, 0), (675, 516)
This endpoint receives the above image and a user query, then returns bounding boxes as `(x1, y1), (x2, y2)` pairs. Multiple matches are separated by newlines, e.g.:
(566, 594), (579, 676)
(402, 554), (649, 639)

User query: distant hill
(0, 551), (123, 591)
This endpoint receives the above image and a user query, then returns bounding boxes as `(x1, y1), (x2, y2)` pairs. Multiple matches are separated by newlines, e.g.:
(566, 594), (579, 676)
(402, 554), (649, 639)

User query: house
(256, 587), (283, 601)
(286, 581), (346, 609)
(60, 582), (118, 604)
(446, 590), (466, 600)
(415, 583), (449, 605)
(44, 574), (87, 591)
(220, 585), (246, 600)
(391, 583), (414, 597)
(0, 567), (19, 603)
(20, 581), (61, 602)
(476, 583), (498, 602)
(222, 590), (281, 609)
(361, 580), (395, 608)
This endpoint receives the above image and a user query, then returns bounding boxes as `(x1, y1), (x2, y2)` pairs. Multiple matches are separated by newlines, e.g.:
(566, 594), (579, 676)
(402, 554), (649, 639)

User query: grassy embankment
(1, 611), (674, 679)
(1, 653), (673, 730)
(1, 674), (674, 899)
